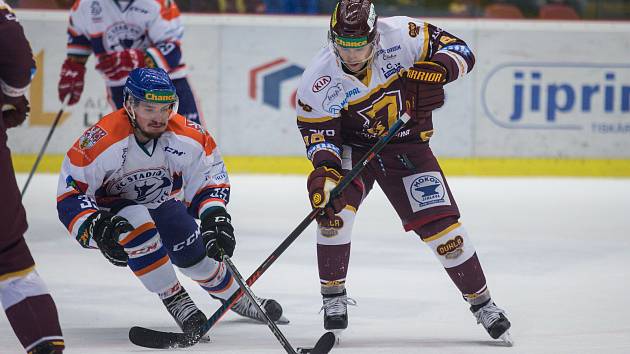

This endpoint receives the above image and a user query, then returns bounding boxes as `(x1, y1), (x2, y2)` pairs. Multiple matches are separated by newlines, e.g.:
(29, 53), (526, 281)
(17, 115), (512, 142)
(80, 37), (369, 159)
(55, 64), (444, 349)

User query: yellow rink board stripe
(10, 154), (630, 177)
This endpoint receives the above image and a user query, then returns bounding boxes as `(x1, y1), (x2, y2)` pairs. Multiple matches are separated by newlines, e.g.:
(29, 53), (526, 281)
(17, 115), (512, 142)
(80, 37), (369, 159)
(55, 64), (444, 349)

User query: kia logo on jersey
(312, 76), (331, 93)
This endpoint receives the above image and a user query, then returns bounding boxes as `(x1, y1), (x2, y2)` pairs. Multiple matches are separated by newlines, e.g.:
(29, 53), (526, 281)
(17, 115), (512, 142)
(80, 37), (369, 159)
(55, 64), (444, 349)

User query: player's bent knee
(317, 207), (356, 245)
(116, 204), (153, 227)
(418, 220), (477, 269)
(0, 269), (49, 310)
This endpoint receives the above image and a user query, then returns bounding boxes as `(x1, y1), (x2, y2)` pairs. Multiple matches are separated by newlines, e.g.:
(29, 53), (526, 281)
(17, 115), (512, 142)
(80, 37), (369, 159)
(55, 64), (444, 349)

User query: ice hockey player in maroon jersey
(296, 0), (512, 345)
(0, 1), (65, 353)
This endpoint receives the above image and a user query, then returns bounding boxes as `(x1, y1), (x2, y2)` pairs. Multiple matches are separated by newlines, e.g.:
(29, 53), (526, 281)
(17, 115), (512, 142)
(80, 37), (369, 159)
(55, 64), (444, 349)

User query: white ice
(2, 174), (630, 354)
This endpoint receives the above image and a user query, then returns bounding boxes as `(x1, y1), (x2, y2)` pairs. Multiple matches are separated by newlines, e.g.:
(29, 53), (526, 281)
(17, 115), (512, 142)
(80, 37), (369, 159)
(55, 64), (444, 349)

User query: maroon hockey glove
(307, 166), (347, 224)
(403, 61), (448, 119)
(95, 49), (145, 81)
(1, 95), (29, 128)
(201, 208), (236, 262)
(80, 211), (133, 267)
(58, 58), (86, 105)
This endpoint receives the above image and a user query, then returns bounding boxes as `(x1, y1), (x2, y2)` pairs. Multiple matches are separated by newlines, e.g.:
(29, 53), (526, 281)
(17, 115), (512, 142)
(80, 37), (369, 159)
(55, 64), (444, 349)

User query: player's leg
(106, 85), (125, 110)
(150, 199), (284, 323)
(171, 78), (201, 125)
(375, 144), (511, 341)
(317, 145), (374, 333)
(0, 122), (64, 353)
(109, 202), (203, 332)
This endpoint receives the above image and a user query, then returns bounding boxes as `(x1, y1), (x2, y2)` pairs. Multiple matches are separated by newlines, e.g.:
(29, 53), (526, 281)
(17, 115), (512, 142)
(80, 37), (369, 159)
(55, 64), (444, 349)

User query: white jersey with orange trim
(56, 109), (229, 245)
(296, 16), (474, 167)
(67, 0), (186, 86)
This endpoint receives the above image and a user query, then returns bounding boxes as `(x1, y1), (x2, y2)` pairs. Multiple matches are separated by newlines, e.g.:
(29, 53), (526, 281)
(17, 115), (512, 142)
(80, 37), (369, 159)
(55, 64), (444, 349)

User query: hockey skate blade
(296, 332), (336, 354)
(499, 331), (514, 346)
(276, 315), (290, 325)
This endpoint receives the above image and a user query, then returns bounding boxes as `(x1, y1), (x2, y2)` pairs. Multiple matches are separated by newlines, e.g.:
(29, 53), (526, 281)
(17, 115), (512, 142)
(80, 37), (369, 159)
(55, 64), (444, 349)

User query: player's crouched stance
(56, 68), (284, 337)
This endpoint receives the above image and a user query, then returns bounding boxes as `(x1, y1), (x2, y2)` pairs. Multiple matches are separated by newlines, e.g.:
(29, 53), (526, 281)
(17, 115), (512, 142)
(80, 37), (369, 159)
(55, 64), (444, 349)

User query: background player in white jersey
(57, 0), (203, 124)
(296, 0), (512, 344)
(0, 2), (65, 353)
(56, 68), (285, 338)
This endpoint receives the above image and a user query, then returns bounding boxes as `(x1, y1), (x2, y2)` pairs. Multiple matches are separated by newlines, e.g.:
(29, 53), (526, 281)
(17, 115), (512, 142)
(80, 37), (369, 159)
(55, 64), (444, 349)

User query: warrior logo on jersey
(104, 22), (146, 51)
(402, 171), (451, 212)
(107, 168), (172, 204)
(79, 126), (108, 150)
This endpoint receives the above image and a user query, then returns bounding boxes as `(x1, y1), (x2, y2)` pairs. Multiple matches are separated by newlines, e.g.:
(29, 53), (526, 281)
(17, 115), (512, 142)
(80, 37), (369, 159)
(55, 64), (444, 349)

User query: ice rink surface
(2, 174), (629, 354)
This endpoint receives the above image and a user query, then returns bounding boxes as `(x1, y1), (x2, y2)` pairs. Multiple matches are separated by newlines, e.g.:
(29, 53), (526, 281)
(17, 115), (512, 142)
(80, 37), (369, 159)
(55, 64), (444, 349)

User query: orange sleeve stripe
(198, 198), (226, 211)
(71, 0), (81, 11)
(68, 209), (94, 233)
(134, 255), (170, 276)
(166, 115), (216, 155)
(119, 222), (156, 246)
(67, 110), (132, 167)
(158, 0), (181, 20)
(57, 190), (80, 203)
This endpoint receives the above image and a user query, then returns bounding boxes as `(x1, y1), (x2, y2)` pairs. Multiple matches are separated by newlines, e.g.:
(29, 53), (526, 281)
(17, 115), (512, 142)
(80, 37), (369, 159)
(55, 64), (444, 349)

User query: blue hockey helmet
(123, 67), (178, 105)
(123, 68), (178, 127)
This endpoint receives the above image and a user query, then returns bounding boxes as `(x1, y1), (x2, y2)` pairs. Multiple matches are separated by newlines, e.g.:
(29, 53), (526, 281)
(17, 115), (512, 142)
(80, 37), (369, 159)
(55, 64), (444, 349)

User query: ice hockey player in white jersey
(296, 0), (512, 345)
(58, 0), (203, 124)
(56, 68), (285, 337)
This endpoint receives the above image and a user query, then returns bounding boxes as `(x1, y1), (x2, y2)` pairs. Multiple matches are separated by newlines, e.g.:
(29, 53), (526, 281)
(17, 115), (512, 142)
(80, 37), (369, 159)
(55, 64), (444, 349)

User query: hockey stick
(21, 94), (70, 196)
(128, 112), (412, 349)
(223, 255), (298, 354)
(224, 255), (336, 354)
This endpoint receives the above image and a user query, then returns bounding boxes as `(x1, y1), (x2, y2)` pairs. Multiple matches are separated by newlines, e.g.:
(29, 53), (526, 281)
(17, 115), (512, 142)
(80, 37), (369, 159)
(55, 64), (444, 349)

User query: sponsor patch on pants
(402, 171), (451, 212)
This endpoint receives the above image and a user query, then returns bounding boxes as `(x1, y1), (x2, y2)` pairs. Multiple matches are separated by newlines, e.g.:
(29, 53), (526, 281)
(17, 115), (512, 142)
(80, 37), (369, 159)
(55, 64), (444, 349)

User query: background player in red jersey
(296, 0), (512, 345)
(57, 0), (203, 125)
(0, 1), (65, 353)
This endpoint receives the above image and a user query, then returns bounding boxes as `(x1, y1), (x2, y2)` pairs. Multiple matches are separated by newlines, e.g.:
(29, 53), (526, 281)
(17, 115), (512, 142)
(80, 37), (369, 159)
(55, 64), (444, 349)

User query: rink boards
(8, 11), (630, 176)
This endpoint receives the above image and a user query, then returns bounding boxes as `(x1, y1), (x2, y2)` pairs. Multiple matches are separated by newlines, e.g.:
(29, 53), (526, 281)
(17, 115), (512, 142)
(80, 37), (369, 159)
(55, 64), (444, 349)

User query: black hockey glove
(201, 208), (236, 262)
(403, 61), (448, 120)
(80, 211), (133, 267)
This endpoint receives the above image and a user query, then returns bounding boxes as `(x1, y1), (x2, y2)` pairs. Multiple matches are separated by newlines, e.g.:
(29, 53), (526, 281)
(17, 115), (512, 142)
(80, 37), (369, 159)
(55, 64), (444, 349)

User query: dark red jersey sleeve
(0, 7), (36, 101)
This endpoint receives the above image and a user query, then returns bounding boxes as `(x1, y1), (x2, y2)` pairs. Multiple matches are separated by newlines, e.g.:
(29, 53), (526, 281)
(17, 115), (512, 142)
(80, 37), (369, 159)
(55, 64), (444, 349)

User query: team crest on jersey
(90, 1), (102, 17)
(402, 171), (451, 212)
(107, 168), (172, 204)
(104, 22), (146, 51)
(79, 126), (107, 150)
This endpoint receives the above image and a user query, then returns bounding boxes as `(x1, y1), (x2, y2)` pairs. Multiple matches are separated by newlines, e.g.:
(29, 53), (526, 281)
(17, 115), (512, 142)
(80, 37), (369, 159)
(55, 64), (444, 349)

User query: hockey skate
(321, 290), (357, 338)
(162, 287), (208, 341)
(231, 294), (289, 324)
(471, 301), (513, 346)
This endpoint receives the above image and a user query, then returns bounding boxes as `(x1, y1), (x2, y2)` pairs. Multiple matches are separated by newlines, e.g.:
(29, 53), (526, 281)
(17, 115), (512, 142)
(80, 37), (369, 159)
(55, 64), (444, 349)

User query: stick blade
(128, 326), (197, 349)
(297, 331), (336, 354)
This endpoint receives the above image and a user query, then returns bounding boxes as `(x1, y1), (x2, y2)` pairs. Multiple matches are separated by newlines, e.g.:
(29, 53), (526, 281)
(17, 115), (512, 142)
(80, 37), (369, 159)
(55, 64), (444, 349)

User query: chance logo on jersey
(107, 168), (172, 204)
(402, 171), (451, 212)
